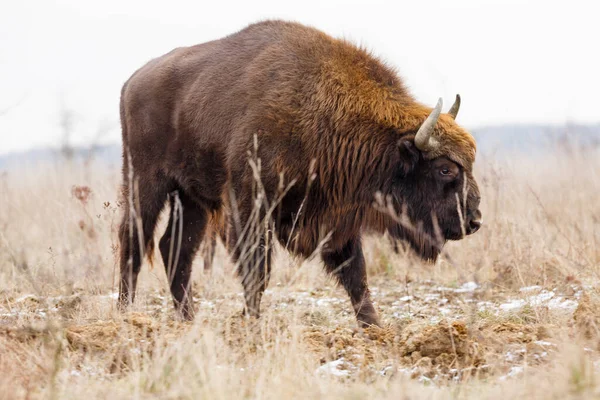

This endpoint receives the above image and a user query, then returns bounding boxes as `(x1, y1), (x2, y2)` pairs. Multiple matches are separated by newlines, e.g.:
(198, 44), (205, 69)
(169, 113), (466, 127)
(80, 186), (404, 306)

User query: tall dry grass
(0, 142), (599, 399)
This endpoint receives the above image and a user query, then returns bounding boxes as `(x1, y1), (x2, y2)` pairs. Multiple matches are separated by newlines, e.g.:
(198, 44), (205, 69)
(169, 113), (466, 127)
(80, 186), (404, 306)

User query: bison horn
(414, 97), (443, 152)
(448, 94), (461, 119)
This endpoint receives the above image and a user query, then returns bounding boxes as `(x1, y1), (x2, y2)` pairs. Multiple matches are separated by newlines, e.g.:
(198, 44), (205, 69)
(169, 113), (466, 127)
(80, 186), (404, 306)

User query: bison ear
(397, 137), (420, 176)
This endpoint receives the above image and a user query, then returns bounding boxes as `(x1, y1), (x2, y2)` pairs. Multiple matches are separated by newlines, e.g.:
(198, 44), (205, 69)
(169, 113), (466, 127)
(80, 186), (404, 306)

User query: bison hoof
(116, 297), (132, 312)
(174, 303), (195, 321)
(357, 314), (381, 329)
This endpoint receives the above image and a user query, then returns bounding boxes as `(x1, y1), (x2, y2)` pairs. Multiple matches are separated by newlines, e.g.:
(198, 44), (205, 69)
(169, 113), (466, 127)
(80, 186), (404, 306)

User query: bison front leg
(233, 231), (272, 318)
(322, 238), (380, 328)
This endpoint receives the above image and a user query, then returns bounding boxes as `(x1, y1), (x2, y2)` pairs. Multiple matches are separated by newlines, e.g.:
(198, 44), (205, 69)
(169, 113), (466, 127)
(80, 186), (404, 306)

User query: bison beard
(116, 20), (481, 327)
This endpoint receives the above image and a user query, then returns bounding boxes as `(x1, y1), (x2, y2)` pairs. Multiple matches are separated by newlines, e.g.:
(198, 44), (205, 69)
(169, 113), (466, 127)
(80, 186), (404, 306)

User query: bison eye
(440, 168), (451, 176)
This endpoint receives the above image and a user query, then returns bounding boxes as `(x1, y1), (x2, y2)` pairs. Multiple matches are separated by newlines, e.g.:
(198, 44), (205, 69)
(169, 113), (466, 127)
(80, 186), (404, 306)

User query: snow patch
(437, 281), (479, 294)
(315, 359), (352, 377)
(499, 290), (578, 313)
(499, 366), (524, 381)
(455, 282), (479, 293)
(520, 285), (542, 292)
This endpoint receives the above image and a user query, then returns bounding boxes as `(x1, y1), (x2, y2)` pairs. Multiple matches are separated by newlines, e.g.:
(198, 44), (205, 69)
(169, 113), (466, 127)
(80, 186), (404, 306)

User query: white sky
(0, 0), (598, 154)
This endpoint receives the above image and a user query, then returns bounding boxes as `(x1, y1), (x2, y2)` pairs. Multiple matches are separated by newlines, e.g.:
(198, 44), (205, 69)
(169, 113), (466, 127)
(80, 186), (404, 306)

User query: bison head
(386, 95), (482, 261)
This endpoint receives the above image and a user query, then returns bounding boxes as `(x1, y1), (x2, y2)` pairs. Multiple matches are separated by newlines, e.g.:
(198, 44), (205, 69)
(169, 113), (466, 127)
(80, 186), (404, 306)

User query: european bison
(117, 20), (482, 327)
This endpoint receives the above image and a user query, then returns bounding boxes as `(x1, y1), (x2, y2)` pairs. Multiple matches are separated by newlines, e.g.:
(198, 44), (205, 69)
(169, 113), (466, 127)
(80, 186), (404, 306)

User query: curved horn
(414, 97), (443, 152)
(448, 94), (461, 119)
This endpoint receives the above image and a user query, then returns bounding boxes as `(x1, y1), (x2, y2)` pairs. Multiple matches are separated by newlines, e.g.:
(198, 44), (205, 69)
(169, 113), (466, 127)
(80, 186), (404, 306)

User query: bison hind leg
(118, 178), (171, 311)
(159, 190), (212, 320)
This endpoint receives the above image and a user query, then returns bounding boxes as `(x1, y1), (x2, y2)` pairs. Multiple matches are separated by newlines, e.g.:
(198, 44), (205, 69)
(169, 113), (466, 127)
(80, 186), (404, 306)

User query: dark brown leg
(231, 225), (272, 318)
(386, 227), (401, 254)
(390, 237), (401, 254)
(322, 238), (380, 328)
(159, 191), (208, 320)
(118, 182), (167, 310)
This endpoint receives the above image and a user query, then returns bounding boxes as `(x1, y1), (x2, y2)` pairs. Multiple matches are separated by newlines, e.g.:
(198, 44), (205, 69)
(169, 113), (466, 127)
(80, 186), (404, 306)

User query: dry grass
(1, 144), (600, 399)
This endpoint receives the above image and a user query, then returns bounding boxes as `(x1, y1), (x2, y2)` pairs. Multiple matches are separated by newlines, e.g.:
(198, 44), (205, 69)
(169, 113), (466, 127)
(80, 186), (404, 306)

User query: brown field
(1, 143), (600, 399)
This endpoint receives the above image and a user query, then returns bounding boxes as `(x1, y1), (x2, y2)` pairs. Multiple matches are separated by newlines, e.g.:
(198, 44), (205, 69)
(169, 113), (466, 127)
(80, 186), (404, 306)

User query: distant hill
(1, 123), (599, 170)
(472, 123), (600, 157)
(0, 144), (121, 170)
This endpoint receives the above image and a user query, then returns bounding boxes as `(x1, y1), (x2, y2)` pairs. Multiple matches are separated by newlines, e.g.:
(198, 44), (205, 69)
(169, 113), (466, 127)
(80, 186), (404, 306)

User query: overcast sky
(0, 0), (598, 154)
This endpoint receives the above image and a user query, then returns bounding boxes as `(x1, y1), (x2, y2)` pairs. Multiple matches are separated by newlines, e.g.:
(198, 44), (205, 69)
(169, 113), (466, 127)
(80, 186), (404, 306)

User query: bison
(117, 20), (482, 327)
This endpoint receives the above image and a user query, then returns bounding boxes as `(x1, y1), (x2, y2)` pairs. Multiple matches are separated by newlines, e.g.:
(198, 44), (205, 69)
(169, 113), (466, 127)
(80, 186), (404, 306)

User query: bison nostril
(469, 218), (482, 234)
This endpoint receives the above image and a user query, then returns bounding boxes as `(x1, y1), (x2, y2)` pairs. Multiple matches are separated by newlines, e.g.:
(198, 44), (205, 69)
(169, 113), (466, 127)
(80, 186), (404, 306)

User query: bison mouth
(444, 228), (466, 241)
(442, 217), (481, 241)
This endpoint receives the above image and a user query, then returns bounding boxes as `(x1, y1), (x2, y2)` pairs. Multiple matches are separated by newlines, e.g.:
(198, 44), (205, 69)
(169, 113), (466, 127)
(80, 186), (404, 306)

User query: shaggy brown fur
(117, 20), (481, 326)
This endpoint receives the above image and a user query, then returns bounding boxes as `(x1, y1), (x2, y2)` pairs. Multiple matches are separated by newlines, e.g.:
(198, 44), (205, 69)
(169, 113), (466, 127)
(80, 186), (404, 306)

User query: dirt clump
(486, 322), (546, 344)
(304, 326), (391, 364)
(305, 319), (485, 379)
(66, 321), (120, 351)
(398, 320), (484, 369)
(0, 323), (60, 343)
(65, 312), (184, 351)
